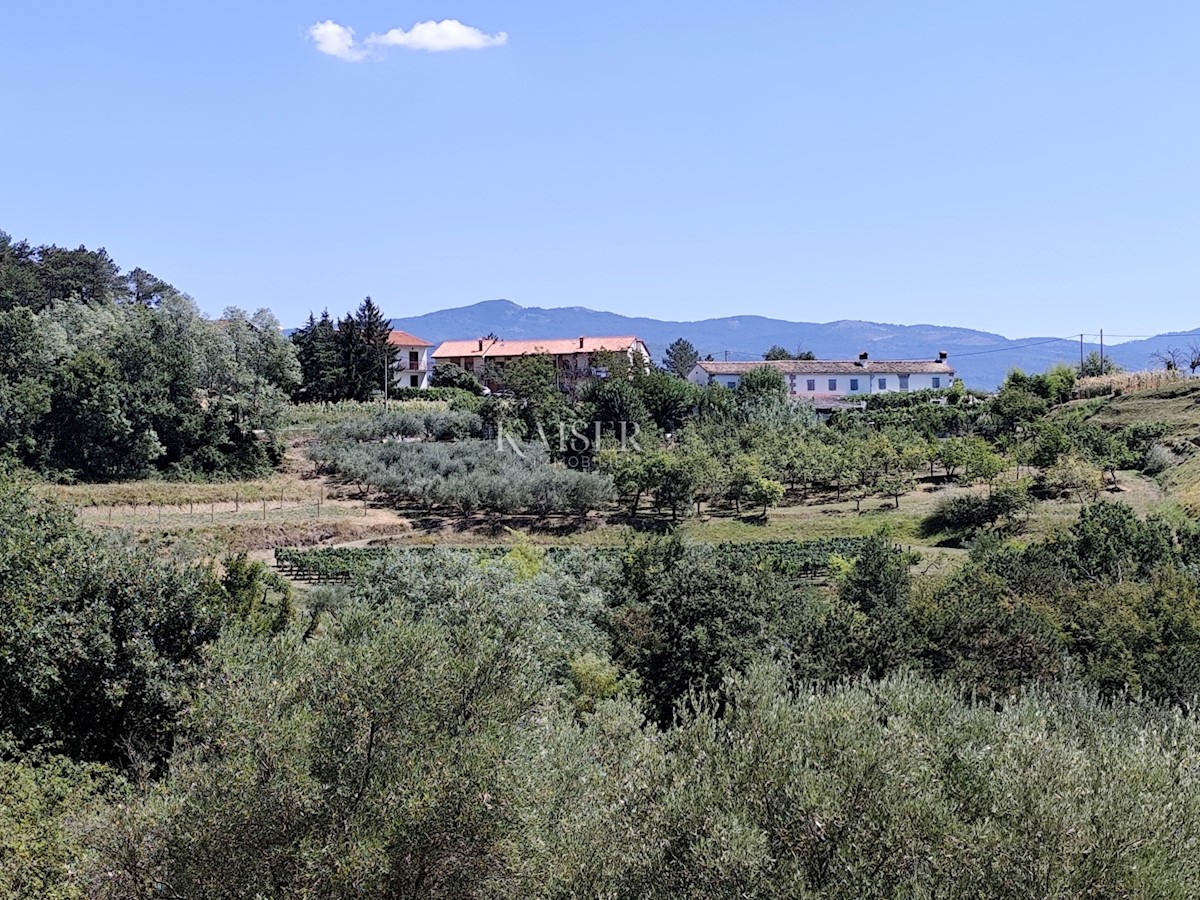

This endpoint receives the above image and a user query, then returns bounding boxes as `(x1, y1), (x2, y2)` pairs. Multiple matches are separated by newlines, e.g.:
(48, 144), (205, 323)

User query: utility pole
(1080, 334), (1084, 373)
(1100, 329), (1104, 373)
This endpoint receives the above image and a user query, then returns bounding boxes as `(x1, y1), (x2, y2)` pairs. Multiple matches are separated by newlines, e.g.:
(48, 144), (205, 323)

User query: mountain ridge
(380, 299), (1198, 388)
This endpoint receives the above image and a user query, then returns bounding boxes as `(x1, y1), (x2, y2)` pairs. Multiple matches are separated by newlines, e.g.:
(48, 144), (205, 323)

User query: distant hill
(383, 299), (1199, 389)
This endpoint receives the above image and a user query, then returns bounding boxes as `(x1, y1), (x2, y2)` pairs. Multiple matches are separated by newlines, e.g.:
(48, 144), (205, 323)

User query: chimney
(858, 352), (869, 360)
(579, 336), (585, 349)
(478, 339), (484, 352)
(938, 351), (948, 361)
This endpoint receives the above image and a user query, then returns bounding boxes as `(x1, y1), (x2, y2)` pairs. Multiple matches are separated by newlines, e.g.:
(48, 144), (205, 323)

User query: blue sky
(4, 2), (1198, 339)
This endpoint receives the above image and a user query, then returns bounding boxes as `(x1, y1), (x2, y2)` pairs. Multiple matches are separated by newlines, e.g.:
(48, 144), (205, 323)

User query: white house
(432, 335), (652, 390)
(388, 330), (434, 389)
(687, 353), (956, 397)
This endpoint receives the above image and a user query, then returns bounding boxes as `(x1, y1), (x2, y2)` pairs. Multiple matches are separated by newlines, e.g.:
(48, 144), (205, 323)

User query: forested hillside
(0, 232), (299, 479)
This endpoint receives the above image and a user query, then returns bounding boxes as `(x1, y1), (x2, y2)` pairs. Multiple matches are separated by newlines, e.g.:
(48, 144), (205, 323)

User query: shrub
(315, 439), (615, 517)
(1143, 442), (1181, 475)
(0, 481), (228, 764)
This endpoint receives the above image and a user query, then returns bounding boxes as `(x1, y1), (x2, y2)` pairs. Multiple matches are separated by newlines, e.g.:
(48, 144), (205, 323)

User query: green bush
(0, 481), (228, 763)
(0, 744), (115, 900)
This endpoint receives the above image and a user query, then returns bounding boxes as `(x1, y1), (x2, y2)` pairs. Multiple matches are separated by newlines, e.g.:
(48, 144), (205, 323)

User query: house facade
(687, 353), (956, 397)
(431, 335), (652, 390)
(388, 330), (434, 389)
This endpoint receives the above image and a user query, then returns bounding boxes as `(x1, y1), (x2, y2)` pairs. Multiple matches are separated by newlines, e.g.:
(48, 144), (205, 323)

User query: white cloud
(366, 19), (508, 52)
(307, 17), (507, 60)
(308, 20), (367, 61)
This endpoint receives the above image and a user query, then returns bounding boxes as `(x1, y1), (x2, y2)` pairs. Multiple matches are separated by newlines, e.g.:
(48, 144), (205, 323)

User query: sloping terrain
(1070, 380), (1200, 510)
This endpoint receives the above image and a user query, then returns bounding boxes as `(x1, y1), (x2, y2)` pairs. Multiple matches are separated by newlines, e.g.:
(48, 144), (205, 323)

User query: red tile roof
(433, 335), (643, 358)
(387, 329), (432, 347)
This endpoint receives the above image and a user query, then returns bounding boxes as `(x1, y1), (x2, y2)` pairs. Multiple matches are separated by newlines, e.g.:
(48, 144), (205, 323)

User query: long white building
(687, 352), (955, 398)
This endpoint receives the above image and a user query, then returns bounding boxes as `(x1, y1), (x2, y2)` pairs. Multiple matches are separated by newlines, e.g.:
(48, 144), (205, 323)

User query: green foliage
(580, 377), (648, 433)
(14, 504), (1200, 895)
(567, 652), (639, 714)
(0, 481), (229, 763)
(313, 439), (615, 517)
(1080, 350), (1122, 377)
(94, 552), (610, 898)
(219, 552), (293, 636)
(746, 475), (785, 515)
(632, 369), (696, 432)
(603, 536), (835, 724)
(1041, 451), (1104, 502)
(923, 483), (1033, 541)
(291, 297), (398, 402)
(838, 530), (916, 616)
(290, 310), (342, 401)
(0, 744), (115, 900)
(735, 364), (788, 400)
(0, 238), (299, 480)
(1143, 441), (1180, 475)
(430, 360), (485, 393)
(497, 353), (569, 433)
(274, 538), (868, 584)
(763, 344), (816, 360)
(987, 376), (1048, 435)
(931, 502), (1200, 701)
(661, 337), (699, 377)
(315, 407), (482, 443)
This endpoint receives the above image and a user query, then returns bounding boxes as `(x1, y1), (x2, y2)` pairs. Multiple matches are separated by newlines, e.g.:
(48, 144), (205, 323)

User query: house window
(899, 375), (910, 391)
(806, 379), (816, 391)
(932, 377), (941, 389)
(727, 381), (737, 389)
(850, 378), (859, 391)
(410, 375), (419, 388)
(409, 351), (419, 368)
(828, 378), (837, 391)
(878, 377), (887, 390)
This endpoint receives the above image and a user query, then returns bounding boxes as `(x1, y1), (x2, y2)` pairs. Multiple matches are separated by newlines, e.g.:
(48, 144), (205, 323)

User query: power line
(946, 336), (1080, 359)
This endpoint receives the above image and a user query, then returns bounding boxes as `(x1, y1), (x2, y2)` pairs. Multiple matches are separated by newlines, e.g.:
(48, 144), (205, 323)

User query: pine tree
(335, 297), (395, 400)
(292, 311), (343, 401)
(662, 338), (699, 377)
(356, 296), (395, 397)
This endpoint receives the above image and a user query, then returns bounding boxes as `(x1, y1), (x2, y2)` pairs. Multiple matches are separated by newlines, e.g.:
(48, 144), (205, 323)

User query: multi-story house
(388, 330), (434, 389)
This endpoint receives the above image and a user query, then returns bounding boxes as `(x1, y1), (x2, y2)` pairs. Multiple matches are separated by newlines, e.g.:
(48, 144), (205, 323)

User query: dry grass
(45, 473), (324, 508)
(1074, 369), (1191, 399)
